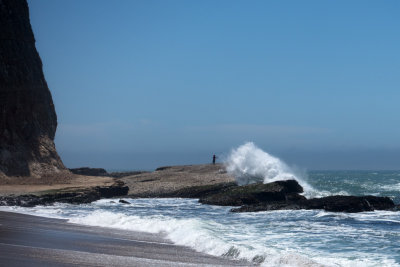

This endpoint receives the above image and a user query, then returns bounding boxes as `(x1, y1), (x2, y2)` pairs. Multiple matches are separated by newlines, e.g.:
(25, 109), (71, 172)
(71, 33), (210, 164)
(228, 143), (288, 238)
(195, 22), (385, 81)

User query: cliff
(0, 0), (66, 177)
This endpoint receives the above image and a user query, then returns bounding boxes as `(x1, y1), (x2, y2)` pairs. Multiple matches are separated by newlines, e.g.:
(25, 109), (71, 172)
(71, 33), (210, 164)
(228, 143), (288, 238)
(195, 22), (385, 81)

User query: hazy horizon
(61, 147), (400, 172)
(27, 0), (400, 170)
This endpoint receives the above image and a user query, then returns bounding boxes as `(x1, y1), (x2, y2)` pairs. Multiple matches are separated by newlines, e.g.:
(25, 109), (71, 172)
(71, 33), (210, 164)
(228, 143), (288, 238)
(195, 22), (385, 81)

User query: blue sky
(27, 0), (400, 170)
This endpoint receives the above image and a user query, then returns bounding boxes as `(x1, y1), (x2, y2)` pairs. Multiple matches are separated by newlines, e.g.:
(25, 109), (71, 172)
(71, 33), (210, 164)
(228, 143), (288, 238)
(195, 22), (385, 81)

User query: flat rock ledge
(199, 180), (398, 213)
(0, 181), (129, 207)
(128, 182), (238, 199)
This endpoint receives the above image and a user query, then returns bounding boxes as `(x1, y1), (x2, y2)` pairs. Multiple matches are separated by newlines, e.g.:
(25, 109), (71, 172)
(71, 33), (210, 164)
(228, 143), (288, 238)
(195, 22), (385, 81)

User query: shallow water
(2, 170), (400, 266)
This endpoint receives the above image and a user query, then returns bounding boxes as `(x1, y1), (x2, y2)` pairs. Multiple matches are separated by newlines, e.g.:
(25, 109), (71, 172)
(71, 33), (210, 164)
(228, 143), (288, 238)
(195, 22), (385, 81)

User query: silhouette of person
(212, 154), (216, 164)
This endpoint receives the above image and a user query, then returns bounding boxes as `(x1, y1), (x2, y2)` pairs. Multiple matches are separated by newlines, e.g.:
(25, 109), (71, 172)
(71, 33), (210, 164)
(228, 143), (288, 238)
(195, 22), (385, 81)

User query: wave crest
(225, 142), (317, 197)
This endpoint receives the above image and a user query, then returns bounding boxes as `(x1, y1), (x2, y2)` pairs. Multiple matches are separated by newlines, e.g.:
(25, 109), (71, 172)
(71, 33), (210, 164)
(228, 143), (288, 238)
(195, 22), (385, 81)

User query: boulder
(199, 180), (304, 206)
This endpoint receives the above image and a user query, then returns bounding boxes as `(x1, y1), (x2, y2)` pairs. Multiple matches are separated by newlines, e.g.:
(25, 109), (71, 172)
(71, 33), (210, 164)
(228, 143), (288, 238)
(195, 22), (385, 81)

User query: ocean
(2, 170), (400, 267)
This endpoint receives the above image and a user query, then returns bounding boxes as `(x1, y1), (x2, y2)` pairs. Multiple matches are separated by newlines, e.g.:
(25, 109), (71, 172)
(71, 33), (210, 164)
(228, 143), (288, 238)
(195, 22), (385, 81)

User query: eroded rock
(200, 179), (395, 213)
(0, 0), (66, 177)
(199, 180), (304, 206)
(0, 180), (129, 207)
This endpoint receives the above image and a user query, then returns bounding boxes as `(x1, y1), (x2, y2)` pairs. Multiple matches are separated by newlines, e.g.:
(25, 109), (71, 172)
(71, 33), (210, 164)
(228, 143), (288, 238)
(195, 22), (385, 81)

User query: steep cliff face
(0, 0), (66, 177)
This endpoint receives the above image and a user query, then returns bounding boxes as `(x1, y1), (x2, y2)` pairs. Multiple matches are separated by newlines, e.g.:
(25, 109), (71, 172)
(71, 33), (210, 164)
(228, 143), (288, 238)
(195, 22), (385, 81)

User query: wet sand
(0, 211), (249, 266)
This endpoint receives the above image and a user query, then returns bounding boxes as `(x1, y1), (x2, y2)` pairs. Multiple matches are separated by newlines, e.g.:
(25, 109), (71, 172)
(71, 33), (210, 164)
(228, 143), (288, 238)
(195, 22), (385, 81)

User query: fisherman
(212, 154), (217, 164)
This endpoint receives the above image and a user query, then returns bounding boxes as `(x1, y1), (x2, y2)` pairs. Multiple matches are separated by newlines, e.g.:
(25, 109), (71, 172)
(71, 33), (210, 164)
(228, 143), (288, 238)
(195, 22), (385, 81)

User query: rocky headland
(119, 164), (397, 213)
(2, 160), (398, 213)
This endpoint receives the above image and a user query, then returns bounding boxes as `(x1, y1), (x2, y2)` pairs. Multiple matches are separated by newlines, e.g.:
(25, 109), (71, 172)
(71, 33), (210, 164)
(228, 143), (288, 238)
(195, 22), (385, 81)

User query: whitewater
(226, 142), (316, 197)
(2, 143), (400, 266)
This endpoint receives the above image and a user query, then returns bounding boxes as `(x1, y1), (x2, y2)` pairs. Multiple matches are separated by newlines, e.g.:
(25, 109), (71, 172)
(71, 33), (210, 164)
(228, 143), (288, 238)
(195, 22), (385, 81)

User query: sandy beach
(0, 211), (250, 266)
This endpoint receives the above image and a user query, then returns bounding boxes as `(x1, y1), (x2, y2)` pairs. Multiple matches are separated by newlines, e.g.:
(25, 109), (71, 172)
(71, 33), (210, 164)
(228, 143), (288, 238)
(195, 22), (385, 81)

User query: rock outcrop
(303, 195), (395, 213)
(130, 181), (238, 199)
(69, 167), (109, 177)
(199, 180), (304, 206)
(0, 180), (129, 207)
(0, 0), (66, 177)
(200, 180), (396, 213)
(121, 164), (236, 197)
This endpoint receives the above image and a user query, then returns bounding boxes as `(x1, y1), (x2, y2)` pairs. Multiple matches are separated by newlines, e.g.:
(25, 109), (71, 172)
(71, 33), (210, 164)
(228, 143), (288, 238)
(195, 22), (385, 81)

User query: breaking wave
(3, 198), (399, 267)
(225, 142), (317, 197)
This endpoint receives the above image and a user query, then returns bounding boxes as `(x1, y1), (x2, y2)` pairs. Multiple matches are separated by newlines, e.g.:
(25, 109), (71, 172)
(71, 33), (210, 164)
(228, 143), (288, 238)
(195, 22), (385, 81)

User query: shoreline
(0, 210), (250, 266)
(1, 164), (397, 213)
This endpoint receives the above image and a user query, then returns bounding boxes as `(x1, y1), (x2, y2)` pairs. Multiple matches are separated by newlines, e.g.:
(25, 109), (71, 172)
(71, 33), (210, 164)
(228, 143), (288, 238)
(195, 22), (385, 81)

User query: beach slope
(0, 211), (249, 266)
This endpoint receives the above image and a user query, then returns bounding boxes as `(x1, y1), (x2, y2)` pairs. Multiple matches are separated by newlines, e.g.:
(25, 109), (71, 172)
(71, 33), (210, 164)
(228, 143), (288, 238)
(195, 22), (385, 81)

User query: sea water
(2, 170), (400, 267)
(1, 142), (400, 266)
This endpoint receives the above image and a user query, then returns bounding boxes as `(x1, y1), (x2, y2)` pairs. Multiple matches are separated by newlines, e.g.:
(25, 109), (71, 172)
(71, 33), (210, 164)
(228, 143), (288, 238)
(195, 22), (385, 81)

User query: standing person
(212, 154), (216, 164)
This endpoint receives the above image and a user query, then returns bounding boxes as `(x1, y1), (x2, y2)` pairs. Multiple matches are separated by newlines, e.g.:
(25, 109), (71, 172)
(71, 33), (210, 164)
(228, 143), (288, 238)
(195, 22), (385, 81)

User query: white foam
(314, 190), (350, 198)
(1, 200), (399, 267)
(68, 210), (331, 266)
(380, 182), (400, 191)
(68, 210), (260, 261)
(67, 209), (398, 267)
(225, 142), (318, 197)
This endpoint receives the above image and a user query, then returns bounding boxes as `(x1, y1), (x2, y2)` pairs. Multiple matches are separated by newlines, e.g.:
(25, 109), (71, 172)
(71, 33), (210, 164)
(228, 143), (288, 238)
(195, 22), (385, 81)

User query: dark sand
(0, 211), (250, 266)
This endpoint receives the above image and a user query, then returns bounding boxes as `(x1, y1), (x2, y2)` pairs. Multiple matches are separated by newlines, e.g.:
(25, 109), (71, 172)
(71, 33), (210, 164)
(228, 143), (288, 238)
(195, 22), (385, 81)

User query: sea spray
(225, 142), (316, 196)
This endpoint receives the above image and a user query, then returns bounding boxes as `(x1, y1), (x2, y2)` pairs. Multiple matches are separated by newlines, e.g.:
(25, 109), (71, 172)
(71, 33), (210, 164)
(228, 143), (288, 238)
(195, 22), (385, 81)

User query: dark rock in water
(0, 181), (129, 207)
(231, 203), (304, 213)
(96, 181), (129, 198)
(231, 193), (395, 213)
(304, 195), (394, 213)
(119, 199), (130, 204)
(199, 180), (304, 206)
(0, 0), (66, 177)
(199, 179), (395, 213)
(69, 167), (109, 177)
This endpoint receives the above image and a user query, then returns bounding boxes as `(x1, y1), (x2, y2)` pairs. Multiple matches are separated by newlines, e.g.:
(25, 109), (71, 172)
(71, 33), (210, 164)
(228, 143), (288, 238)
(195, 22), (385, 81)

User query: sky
(27, 0), (400, 170)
